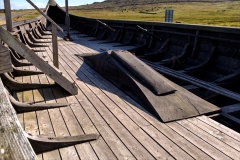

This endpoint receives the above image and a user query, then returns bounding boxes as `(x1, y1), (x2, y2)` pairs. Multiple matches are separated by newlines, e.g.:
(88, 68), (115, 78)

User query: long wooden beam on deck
(0, 26), (78, 95)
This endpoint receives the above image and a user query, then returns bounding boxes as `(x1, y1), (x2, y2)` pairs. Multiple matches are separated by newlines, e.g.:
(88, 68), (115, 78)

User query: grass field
(0, 1), (240, 27)
(0, 10), (40, 25)
(70, 1), (240, 27)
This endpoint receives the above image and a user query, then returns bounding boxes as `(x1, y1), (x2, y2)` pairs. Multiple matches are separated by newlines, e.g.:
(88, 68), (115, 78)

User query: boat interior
(0, 1), (239, 159)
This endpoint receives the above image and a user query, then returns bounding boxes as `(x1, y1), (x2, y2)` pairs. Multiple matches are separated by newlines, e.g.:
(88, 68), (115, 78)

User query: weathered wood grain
(0, 44), (13, 74)
(46, 46), (133, 159)
(56, 39), (175, 159)
(52, 24), (59, 68)
(177, 119), (239, 159)
(0, 78), (37, 159)
(167, 121), (232, 160)
(3, 0), (12, 32)
(0, 26), (77, 95)
(62, 31), (240, 159)
(64, 42), (215, 159)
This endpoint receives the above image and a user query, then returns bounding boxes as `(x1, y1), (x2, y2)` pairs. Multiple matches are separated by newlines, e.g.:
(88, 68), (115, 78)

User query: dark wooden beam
(26, 132), (99, 154)
(64, 0), (73, 41)
(3, 0), (12, 32)
(52, 24), (59, 68)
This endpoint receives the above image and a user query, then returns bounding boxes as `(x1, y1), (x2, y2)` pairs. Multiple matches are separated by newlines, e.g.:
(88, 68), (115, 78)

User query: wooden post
(3, 0), (13, 32)
(64, 0), (72, 41)
(52, 24), (58, 69)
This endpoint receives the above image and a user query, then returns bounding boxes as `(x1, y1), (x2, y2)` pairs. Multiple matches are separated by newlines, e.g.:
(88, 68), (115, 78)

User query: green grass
(1, 1), (240, 27)
(0, 10), (40, 25)
(70, 1), (240, 27)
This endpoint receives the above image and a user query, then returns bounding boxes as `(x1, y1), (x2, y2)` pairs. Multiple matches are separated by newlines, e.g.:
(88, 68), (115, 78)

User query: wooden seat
(127, 32), (150, 55)
(159, 42), (191, 67)
(99, 29), (120, 43)
(112, 30), (135, 47)
(91, 27), (107, 40)
(186, 46), (240, 83)
(183, 44), (216, 71)
(143, 39), (164, 55)
(80, 22), (97, 36)
(143, 39), (190, 63)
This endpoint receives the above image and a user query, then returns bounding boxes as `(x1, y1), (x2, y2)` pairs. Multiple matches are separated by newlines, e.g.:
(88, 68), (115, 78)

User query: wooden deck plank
(11, 29), (240, 160)
(167, 122), (232, 160)
(58, 35), (218, 159)
(197, 116), (240, 142)
(38, 74), (79, 160)
(142, 125), (195, 160)
(44, 46), (124, 159)
(79, 63), (215, 160)
(45, 46), (156, 159)
(60, 97), (99, 160)
(59, 45), (149, 124)
(58, 31), (240, 159)
(57, 33), (237, 159)
(43, 46), (118, 159)
(45, 46), (135, 159)
(48, 107), (80, 160)
(17, 50), (57, 159)
(188, 117), (240, 151)
(19, 66), (40, 136)
(38, 88), (61, 160)
(55, 50), (160, 160)
(51, 87), (86, 135)
(31, 49), (61, 160)
(177, 119), (239, 159)
(58, 44), (182, 158)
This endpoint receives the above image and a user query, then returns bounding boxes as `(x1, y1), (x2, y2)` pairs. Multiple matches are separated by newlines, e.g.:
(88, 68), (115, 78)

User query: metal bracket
(25, 132), (99, 154)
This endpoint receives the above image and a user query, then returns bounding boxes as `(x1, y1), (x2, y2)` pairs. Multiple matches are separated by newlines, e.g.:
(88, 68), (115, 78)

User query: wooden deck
(14, 29), (240, 160)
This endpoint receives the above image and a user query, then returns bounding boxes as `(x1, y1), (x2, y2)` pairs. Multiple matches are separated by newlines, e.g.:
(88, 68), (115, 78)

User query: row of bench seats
(73, 21), (240, 87)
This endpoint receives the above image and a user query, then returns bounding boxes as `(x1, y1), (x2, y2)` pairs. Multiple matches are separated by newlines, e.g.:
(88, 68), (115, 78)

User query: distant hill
(71, 0), (228, 10)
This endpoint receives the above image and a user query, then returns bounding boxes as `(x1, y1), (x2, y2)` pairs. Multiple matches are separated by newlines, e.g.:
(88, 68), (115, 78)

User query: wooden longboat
(0, 0), (240, 159)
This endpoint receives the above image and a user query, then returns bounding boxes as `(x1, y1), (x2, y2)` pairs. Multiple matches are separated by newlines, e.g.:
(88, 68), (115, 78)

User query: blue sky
(0, 0), (104, 9)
